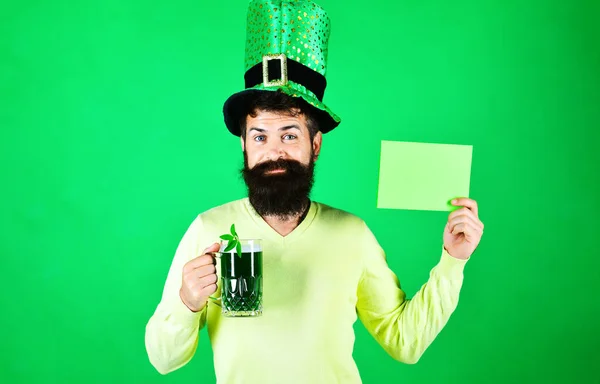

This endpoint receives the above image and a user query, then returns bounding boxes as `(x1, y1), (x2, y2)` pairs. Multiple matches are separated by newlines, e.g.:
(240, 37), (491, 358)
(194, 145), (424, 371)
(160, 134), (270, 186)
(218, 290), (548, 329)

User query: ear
(240, 135), (245, 151)
(312, 131), (323, 160)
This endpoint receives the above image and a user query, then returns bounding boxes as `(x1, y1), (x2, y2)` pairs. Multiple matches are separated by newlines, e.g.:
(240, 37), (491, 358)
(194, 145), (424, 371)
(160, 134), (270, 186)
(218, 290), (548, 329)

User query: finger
(451, 197), (478, 217)
(200, 283), (218, 297)
(448, 207), (469, 222)
(449, 207), (484, 230)
(463, 222), (484, 242)
(450, 221), (483, 238)
(202, 242), (221, 254)
(448, 211), (484, 232)
(195, 264), (216, 279)
(202, 242), (221, 264)
(450, 222), (465, 235)
(185, 242), (220, 271)
(184, 254), (217, 274)
(198, 273), (218, 288)
(184, 272), (218, 294)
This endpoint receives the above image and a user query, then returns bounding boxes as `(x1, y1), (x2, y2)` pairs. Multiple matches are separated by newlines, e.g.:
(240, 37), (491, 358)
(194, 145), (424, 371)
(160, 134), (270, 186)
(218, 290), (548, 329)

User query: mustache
(250, 158), (307, 174)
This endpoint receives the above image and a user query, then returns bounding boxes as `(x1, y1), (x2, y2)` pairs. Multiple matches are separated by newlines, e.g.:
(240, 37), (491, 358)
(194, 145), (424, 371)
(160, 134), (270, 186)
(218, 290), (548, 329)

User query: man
(145, 1), (484, 383)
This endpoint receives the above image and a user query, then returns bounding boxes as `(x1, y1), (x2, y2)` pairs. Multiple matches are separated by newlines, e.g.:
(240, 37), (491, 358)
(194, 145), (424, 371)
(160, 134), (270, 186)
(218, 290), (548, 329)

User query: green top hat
(223, 0), (341, 136)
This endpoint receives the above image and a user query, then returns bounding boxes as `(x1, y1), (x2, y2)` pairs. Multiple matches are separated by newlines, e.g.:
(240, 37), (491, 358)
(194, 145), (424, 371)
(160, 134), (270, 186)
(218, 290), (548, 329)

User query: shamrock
(220, 224), (243, 257)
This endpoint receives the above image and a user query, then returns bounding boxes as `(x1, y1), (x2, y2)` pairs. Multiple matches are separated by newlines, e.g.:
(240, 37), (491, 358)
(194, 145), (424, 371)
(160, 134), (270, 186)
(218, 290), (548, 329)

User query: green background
(2, 0), (599, 383)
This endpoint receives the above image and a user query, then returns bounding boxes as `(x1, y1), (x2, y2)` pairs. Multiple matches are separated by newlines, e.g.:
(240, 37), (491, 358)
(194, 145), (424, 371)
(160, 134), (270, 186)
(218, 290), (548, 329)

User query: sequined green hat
(223, 0), (341, 136)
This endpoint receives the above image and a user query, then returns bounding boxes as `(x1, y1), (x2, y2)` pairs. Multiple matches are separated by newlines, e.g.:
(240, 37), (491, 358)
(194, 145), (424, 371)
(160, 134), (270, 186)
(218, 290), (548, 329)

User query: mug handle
(207, 251), (223, 306)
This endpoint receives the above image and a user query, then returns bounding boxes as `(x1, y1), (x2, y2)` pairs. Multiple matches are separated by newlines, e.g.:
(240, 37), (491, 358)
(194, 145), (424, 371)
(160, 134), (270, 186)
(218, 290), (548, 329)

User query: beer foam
(220, 241), (262, 253)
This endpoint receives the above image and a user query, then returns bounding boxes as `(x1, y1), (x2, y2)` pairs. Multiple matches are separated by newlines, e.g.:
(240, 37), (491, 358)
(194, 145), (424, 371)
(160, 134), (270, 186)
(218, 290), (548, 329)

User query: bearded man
(145, 1), (484, 383)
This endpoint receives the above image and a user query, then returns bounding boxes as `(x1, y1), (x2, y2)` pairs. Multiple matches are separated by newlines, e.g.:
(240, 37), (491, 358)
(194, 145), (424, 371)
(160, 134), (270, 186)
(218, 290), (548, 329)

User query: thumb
(203, 242), (220, 254)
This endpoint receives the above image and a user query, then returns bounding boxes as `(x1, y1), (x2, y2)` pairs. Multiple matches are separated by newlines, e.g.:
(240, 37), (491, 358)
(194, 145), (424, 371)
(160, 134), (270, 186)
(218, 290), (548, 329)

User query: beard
(241, 152), (315, 219)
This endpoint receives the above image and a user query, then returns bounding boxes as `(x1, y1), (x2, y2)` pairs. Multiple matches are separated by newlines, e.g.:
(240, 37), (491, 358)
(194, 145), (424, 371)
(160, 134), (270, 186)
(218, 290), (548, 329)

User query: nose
(264, 142), (286, 162)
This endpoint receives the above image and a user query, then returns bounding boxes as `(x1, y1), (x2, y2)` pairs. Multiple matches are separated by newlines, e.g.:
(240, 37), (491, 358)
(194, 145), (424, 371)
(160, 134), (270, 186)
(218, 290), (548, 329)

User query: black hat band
(244, 54), (327, 102)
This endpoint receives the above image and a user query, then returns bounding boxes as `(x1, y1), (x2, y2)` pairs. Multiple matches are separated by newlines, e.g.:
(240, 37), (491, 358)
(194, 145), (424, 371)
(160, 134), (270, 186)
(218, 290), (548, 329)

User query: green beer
(219, 240), (263, 317)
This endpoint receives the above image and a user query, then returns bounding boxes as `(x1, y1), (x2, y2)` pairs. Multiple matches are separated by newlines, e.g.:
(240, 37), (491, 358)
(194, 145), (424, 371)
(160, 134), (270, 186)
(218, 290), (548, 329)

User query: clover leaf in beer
(220, 224), (243, 257)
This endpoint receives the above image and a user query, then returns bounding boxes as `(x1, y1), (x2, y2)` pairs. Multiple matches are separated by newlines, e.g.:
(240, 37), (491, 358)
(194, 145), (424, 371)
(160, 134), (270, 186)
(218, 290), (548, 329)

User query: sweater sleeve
(145, 215), (208, 374)
(356, 222), (468, 364)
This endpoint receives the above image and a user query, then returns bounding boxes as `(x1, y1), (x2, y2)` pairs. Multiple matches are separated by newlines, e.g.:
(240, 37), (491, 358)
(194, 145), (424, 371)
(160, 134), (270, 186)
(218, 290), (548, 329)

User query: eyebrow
(248, 125), (301, 134)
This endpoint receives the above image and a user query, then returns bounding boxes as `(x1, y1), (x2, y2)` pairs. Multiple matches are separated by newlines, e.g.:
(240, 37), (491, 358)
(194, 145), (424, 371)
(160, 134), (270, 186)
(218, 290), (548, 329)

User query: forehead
(245, 110), (308, 133)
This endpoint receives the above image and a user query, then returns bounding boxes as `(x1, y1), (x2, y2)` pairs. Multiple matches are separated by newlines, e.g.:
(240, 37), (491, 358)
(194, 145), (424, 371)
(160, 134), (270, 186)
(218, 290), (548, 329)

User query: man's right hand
(179, 243), (220, 312)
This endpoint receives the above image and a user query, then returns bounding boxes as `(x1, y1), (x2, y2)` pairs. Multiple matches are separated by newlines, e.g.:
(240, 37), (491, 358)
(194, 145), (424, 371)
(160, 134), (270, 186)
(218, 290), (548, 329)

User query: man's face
(240, 109), (322, 218)
(241, 109), (321, 169)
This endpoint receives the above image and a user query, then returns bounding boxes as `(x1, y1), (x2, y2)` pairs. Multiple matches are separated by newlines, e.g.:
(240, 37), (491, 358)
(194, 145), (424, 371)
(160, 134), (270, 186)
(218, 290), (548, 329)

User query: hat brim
(223, 82), (341, 137)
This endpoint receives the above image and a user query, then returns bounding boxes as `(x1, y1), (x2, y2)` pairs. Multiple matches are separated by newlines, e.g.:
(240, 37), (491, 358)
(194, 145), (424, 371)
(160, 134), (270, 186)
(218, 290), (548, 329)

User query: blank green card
(377, 140), (473, 211)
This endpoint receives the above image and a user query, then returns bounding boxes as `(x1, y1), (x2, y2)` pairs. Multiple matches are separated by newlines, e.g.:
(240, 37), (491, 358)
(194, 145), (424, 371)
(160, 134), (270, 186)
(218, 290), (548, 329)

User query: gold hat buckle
(262, 54), (288, 87)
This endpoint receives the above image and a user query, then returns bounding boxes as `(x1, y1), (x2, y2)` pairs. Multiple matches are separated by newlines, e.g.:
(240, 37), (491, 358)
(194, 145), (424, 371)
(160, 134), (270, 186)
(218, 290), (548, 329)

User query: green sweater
(145, 198), (468, 383)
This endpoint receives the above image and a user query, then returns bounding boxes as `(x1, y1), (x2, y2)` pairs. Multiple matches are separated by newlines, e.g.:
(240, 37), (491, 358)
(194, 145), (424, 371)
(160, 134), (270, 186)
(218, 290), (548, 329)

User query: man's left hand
(443, 197), (484, 260)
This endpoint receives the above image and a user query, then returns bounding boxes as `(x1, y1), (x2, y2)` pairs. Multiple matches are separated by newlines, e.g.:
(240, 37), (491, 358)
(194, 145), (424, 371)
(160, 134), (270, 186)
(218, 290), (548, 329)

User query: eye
(253, 135), (266, 142)
(283, 134), (297, 140)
